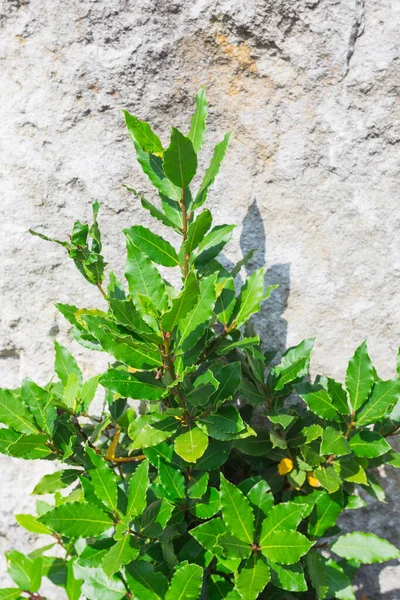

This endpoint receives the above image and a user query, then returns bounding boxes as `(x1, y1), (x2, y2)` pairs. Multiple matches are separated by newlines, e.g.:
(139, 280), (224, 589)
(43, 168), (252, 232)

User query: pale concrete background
(0, 0), (399, 597)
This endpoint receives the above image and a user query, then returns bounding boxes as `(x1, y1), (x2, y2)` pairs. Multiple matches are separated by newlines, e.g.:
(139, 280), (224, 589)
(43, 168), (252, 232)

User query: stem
(344, 413), (355, 438)
(162, 331), (186, 410)
(96, 281), (107, 299)
(107, 454), (146, 463)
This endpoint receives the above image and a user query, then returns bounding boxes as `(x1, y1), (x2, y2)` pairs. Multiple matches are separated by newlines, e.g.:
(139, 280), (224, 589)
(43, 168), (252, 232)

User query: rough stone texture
(0, 0), (399, 596)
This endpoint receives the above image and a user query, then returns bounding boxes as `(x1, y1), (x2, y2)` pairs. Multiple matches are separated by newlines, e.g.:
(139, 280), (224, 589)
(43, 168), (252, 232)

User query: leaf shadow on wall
(240, 199), (290, 359)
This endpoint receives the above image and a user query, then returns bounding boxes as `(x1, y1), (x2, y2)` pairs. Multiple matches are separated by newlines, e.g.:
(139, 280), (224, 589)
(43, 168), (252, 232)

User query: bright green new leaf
(188, 472), (209, 499)
(234, 555), (271, 600)
(7, 434), (52, 459)
(39, 502), (114, 537)
(162, 272), (200, 332)
(6, 550), (42, 593)
(220, 474), (255, 544)
(102, 535), (140, 578)
(272, 339), (315, 391)
(165, 563), (203, 600)
(314, 465), (342, 493)
(73, 563), (126, 600)
(188, 87), (208, 153)
(0, 589), (24, 600)
(124, 225), (179, 267)
(54, 341), (82, 387)
(126, 459), (149, 518)
(327, 377), (350, 415)
(15, 513), (53, 535)
(0, 389), (39, 435)
(230, 268), (276, 329)
(194, 133), (231, 208)
(174, 426), (209, 463)
(355, 379), (400, 425)
(217, 533), (252, 559)
(163, 128), (197, 188)
(123, 111), (164, 156)
(259, 502), (309, 541)
(320, 427), (351, 457)
(345, 341), (374, 412)
(191, 487), (221, 519)
(260, 529), (313, 565)
(100, 369), (166, 401)
(331, 532), (400, 564)
(32, 469), (80, 495)
(349, 430), (391, 458)
(189, 517), (227, 554)
(66, 558), (83, 600)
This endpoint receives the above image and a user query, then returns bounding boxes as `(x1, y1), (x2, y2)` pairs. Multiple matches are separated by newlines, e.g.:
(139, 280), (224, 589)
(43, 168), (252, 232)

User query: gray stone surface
(0, 0), (399, 596)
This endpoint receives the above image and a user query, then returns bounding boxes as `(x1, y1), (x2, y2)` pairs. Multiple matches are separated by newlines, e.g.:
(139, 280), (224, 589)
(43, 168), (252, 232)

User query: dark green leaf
(102, 535), (140, 578)
(86, 447), (118, 512)
(185, 210), (212, 255)
(124, 225), (179, 267)
(269, 561), (308, 593)
(54, 341), (82, 387)
(195, 439), (232, 470)
(125, 236), (167, 311)
(320, 427), (351, 457)
(327, 378), (350, 415)
(195, 225), (235, 267)
(272, 339), (315, 391)
(7, 434), (51, 459)
(162, 272), (200, 332)
(189, 517), (227, 554)
(297, 383), (341, 422)
(158, 460), (185, 500)
(165, 563), (203, 600)
(123, 111), (164, 156)
(177, 273), (217, 352)
(349, 430), (391, 458)
(305, 551), (328, 599)
(126, 560), (169, 600)
(21, 378), (56, 436)
(234, 555), (270, 600)
(308, 491), (343, 537)
(100, 369), (166, 401)
(355, 379), (400, 425)
(0, 389), (39, 434)
(126, 459), (149, 518)
(128, 413), (178, 450)
(140, 498), (174, 537)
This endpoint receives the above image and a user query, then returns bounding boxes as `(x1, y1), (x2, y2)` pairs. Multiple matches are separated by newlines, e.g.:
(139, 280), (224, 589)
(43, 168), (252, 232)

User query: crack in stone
(345, 0), (365, 76)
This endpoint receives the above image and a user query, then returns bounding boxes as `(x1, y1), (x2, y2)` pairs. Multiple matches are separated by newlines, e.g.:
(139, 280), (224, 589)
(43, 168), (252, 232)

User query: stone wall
(0, 0), (399, 596)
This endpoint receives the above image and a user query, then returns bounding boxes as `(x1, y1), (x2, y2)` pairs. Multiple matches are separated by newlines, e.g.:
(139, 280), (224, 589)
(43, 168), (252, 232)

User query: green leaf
(194, 133), (231, 208)
(305, 551), (328, 599)
(188, 472), (209, 499)
(15, 513), (53, 535)
(308, 491), (343, 537)
(324, 558), (355, 600)
(259, 502), (309, 540)
(260, 529), (313, 565)
(124, 225), (179, 267)
(21, 378), (56, 436)
(272, 339), (315, 391)
(100, 369), (166, 401)
(126, 560), (169, 600)
(158, 460), (185, 500)
(314, 465), (342, 493)
(345, 341), (374, 411)
(239, 377), (265, 407)
(188, 87), (208, 153)
(0, 389), (39, 434)
(126, 188), (181, 232)
(132, 144), (182, 202)
(82, 316), (162, 371)
(109, 297), (159, 342)
(195, 439), (232, 470)
(86, 447), (118, 512)
(0, 589), (24, 600)
(39, 502), (114, 537)
(191, 487), (221, 519)
(320, 427), (351, 457)
(211, 363), (242, 404)
(102, 535), (140, 578)
(189, 517), (227, 553)
(174, 426), (209, 463)
(234, 555), (270, 600)
(220, 473), (255, 544)
(269, 561), (307, 593)
(217, 534), (252, 559)
(7, 434), (51, 459)
(199, 405), (245, 438)
(231, 269), (276, 329)
(162, 272), (200, 332)
(195, 225), (235, 267)
(215, 276), (236, 325)
(66, 559), (83, 600)
(126, 459), (149, 518)
(327, 378), (350, 415)
(128, 413), (178, 450)
(140, 498), (174, 537)
(73, 563), (126, 600)
(165, 563), (203, 600)
(177, 272), (217, 352)
(125, 236), (167, 311)
(54, 341), (82, 387)
(355, 379), (400, 425)
(185, 210), (212, 256)
(349, 430), (391, 458)
(32, 470), (80, 495)
(331, 532), (400, 563)
(297, 383), (341, 422)
(163, 128), (197, 188)
(6, 550), (42, 593)
(123, 111), (164, 156)
(216, 336), (260, 356)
